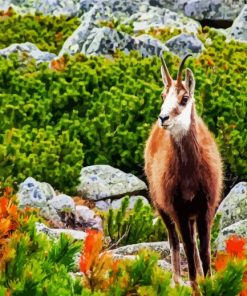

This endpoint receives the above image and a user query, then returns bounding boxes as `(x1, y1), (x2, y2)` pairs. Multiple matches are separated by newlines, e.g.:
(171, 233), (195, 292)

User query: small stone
(36, 222), (87, 240)
(49, 194), (75, 213)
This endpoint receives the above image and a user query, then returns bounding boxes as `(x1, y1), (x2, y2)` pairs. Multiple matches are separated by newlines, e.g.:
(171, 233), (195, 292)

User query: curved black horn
(177, 54), (192, 86)
(160, 55), (172, 86)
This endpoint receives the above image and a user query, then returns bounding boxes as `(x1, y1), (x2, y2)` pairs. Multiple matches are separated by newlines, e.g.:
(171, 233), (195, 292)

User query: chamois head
(159, 54), (195, 140)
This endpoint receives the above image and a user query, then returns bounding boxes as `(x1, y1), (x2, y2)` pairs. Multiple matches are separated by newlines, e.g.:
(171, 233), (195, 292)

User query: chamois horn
(160, 55), (172, 86)
(177, 54), (192, 86)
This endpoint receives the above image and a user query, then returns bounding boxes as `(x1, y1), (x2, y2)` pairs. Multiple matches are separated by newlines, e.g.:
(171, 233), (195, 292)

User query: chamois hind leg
(189, 219), (204, 277)
(158, 209), (181, 284)
(197, 213), (212, 277)
(177, 217), (198, 290)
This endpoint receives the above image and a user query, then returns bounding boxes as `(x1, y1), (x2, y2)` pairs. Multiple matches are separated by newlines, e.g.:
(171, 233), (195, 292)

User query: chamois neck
(171, 106), (200, 165)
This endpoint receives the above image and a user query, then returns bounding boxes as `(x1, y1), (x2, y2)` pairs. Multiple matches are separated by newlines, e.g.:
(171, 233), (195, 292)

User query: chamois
(144, 54), (223, 289)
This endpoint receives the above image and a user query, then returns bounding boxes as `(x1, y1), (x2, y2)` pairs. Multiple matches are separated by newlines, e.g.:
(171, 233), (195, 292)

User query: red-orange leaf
(80, 229), (103, 274)
(226, 235), (246, 258)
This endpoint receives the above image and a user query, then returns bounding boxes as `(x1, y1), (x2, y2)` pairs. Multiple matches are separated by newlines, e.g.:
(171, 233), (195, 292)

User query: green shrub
(199, 261), (245, 296)
(104, 197), (167, 247)
(0, 10), (80, 54)
(0, 22), (246, 192)
(0, 125), (84, 193)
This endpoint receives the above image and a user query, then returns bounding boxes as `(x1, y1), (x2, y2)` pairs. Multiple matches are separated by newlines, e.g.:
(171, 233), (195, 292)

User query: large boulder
(77, 165), (147, 201)
(132, 6), (200, 34)
(0, 42), (57, 64)
(217, 219), (247, 250)
(217, 182), (247, 229)
(150, 0), (245, 22)
(165, 33), (204, 57)
(0, 0), (86, 17)
(65, 26), (166, 56)
(229, 5), (247, 42)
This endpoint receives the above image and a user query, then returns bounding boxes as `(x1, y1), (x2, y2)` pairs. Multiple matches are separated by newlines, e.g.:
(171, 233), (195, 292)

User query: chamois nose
(159, 115), (169, 124)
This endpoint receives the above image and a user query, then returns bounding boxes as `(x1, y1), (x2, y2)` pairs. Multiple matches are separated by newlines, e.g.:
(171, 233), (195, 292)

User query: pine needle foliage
(199, 261), (245, 296)
(104, 197), (167, 247)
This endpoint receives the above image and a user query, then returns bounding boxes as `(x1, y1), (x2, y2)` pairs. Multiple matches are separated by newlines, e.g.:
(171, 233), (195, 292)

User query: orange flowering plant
(0, 187), (36, 271)
(214, 235), (247, 295)
(79, 229), (120, 292)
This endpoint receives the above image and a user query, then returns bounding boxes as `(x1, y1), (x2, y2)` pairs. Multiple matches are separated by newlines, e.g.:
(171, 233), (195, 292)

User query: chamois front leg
(197, 212), (212, 277)
(189, 219), (204, 277)
(158, 209), (181, 284)
(177, 217), (198, 290)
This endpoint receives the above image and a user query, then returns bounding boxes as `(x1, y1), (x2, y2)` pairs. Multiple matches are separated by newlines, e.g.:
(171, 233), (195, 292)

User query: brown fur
(144, 101), (223, 287)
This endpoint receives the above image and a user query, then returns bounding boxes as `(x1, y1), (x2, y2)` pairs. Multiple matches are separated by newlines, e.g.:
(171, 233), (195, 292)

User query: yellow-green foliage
(0, 13), (246, 193)
(0, 9), (80, 54)
(105, 197), (167, 247)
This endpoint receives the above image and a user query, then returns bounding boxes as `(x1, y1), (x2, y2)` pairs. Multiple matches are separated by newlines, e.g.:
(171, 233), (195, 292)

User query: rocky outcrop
(18, 177), (102, 230)
(59, 0), (201, 57)
(0, 42), (56, 63)
(77, 165), (147, 201)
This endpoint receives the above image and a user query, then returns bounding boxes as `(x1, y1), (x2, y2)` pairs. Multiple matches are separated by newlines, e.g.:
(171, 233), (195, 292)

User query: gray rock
(217, 182), (247, 229)
(18, 177), (56, 208)
(59, 1), (201, 57)
(132, 6), (200, 34)
(165, 33), (204, 57)
(36, 222), (87, 240)
(75, 205), (103, 230)
(112, 241), (172, 258)
(151, 0), (245, 22)
(0, 0), (86, 17)
(95, 200), (111, 210)
(217, 219), (247, 251)
(49, 194), (75, 213)
(229, 5), (247, 42)
(96, 195), (149, 210)
(111, 195), (149, 210)
(77, 165), (147, 201)
(0, 42), (56, 64)
(182, 0), (245, 21)
(61, 26), (167, 57)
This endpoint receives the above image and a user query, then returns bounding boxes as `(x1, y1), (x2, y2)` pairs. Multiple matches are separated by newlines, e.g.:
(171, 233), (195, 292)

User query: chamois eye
(180, 95), (189, 106)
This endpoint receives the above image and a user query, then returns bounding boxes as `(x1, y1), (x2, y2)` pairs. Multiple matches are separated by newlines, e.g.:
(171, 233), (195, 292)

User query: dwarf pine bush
(104, 197), (167, 247)
(0, 12), (246, 193)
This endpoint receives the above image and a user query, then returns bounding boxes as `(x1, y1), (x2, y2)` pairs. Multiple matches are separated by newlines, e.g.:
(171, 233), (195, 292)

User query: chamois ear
(185, 68), (195, 95)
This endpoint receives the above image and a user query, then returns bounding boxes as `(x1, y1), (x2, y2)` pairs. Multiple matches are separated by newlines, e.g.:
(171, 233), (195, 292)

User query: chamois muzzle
(177, 54), (192, 86)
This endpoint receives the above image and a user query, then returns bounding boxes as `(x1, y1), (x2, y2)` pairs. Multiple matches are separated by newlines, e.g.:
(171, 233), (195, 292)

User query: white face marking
(169, 100), (193, 142)
(160, 87), (177, 119)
